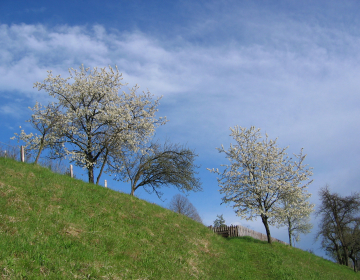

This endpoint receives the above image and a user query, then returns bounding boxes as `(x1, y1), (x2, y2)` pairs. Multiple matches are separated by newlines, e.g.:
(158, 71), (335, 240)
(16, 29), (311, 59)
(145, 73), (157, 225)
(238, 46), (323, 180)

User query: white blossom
(208, 126), (313, 244)
(29, 65), (167, 183)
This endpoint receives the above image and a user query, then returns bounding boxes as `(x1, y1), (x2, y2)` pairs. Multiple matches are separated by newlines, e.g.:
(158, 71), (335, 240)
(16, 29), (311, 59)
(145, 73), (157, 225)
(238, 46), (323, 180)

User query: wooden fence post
(105, 180), (107, 188)
(70, 165), (73, 178)
(20, 146), (25, 162)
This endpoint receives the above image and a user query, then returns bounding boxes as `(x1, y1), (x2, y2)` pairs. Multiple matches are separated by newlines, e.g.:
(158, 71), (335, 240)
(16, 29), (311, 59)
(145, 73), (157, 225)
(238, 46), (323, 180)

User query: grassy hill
(0, 157), (359, 280)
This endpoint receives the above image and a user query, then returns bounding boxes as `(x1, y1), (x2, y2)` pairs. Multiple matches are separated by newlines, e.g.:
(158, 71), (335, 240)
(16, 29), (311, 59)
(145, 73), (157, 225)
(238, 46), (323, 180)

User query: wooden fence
(208, 225), (288, 245)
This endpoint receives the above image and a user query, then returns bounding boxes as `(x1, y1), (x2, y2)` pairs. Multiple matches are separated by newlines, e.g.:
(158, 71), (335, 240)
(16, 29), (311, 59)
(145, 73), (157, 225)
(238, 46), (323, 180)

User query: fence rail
(208, 225), (288, 245)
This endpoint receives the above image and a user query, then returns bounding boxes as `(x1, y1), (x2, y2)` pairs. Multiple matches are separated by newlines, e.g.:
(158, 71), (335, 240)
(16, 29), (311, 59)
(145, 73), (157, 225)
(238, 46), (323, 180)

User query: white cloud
(0, 18), (359, 200)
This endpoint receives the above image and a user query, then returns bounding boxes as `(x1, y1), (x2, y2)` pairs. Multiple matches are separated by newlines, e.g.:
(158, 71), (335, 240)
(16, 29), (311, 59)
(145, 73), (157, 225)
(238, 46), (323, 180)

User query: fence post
(70, 165), (73, 178)
(4, 150), (6, 158)
(20, 146), (25, 162)
(105, 180), (107, 188)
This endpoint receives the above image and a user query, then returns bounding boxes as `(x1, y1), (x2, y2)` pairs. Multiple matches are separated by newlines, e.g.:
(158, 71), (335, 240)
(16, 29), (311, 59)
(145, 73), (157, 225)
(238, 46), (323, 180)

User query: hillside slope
(0, 157), (359, 279)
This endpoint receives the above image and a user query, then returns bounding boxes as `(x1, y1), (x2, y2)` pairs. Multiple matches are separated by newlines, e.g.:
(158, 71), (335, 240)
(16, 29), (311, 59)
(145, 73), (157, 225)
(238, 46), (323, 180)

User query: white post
(70, 165), (73, 178)
(20, 146), (25, 162)
(4, 150), (6, 158)
(105, 180), (107, 188)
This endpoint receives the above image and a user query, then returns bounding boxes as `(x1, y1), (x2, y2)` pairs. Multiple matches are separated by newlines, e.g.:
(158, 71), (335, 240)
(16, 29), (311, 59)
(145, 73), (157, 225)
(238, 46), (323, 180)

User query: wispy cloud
(1, 20), (359, 159)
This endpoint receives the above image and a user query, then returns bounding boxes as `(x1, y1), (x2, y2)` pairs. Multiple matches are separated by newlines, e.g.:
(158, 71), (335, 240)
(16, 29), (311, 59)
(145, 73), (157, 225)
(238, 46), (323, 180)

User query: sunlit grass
(0, 157), (359, 279)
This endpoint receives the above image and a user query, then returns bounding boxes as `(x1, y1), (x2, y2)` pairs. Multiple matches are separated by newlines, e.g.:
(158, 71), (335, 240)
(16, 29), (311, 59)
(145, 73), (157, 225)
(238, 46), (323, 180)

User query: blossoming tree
(272, 188), (314, 246)
(208, 126), (313, 244)
(27, 65), (167, 184)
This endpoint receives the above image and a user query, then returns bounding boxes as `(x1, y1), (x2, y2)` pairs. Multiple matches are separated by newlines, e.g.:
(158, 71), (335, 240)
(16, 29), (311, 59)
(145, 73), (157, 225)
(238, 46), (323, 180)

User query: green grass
(0, 157), (359, 279)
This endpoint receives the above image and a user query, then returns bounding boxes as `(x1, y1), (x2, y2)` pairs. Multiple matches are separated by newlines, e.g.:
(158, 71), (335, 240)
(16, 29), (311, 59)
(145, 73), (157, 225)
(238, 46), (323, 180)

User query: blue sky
(1, 0), (360, 260)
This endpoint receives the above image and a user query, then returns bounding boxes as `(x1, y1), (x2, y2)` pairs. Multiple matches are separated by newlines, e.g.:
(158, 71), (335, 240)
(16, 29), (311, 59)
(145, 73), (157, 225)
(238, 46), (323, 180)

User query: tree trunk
(35, 140), (45, 164)
(343, 246), (349, 267)
(86, 135), (94, 184)
(355, 258), (358, 272)
(335, 213), (350, 266)
(344, 248), (350, 266)
(334, 242), (344, 265)
(288, 218), (293, 247)
(96, 149), (109, 185)
(261, 214), (272, 244)
(88, 165), (94, 184)
(130, 172), (141, 196)
(350, 257), (357, 272)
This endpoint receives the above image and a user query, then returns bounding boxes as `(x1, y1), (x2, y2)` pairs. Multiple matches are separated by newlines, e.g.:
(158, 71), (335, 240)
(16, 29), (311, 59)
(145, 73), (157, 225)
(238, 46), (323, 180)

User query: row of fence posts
(11, 145), (108, 188)
(208, 225), (289, 245)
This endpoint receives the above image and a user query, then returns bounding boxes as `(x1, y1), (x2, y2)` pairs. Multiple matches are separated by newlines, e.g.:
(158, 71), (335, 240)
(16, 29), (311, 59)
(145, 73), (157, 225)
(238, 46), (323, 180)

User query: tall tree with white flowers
(31, 65), (167, 184)
(208, 126), (313, 244)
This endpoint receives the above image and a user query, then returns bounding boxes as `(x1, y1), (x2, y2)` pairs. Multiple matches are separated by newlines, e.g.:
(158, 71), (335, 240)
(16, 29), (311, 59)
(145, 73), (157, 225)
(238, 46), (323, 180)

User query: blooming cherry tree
(32, 65), (167, 184)
(208, 126), (313, 244)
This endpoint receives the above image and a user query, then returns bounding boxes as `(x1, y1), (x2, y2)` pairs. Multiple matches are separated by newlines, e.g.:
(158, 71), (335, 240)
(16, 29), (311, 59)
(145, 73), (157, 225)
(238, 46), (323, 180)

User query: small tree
(213, 214), (226, 227)
(168, 194), (202, 223)
(272, 188), (314, 246)
(208, 126), (313, 243)
(11, 102), (62, 163)
(108, 139), (202, 198)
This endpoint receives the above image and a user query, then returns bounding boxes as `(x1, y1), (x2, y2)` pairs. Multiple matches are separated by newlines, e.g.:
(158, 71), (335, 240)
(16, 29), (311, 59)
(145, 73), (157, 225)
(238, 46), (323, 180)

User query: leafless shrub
(168, 193), (202, 223)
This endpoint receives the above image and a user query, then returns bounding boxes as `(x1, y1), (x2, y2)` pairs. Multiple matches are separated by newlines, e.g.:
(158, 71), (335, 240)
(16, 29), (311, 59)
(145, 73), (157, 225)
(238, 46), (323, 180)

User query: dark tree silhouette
(316, 185), (360, 271)
(108, 140), (202, 199)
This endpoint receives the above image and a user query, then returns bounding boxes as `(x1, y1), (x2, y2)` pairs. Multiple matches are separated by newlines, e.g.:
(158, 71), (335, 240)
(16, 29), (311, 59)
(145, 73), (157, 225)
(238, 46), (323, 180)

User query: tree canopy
(208, 126), (313, 243)
(18, 65), (167, 184)
(316, 185), (360, 270)
(107, 139), (202, 198)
